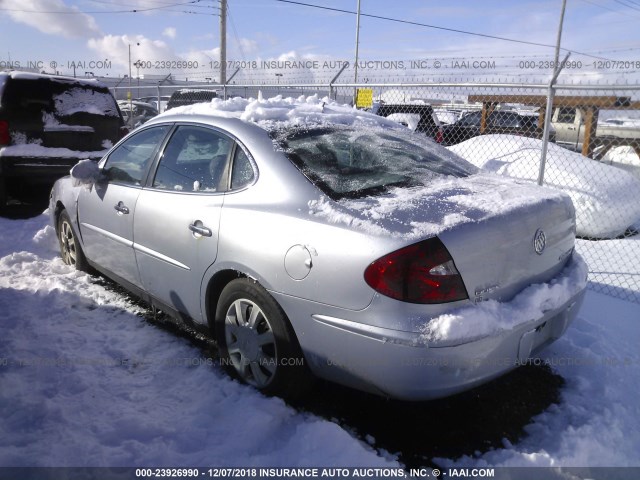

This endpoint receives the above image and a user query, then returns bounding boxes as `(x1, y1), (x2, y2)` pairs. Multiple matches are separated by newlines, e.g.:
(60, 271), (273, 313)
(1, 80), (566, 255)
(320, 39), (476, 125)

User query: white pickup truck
(552, 106), (640, 156)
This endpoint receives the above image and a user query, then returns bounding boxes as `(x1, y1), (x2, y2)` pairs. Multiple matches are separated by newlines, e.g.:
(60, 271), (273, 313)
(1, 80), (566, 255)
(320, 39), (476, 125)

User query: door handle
(114, 201), (130, 215)
(189, 222), (212, 237)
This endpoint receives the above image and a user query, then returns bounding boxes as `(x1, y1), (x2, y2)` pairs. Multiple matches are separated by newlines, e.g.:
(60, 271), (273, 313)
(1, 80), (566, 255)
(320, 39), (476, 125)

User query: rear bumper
(275, 253), (588, 401)
(306, 290), (584, 400)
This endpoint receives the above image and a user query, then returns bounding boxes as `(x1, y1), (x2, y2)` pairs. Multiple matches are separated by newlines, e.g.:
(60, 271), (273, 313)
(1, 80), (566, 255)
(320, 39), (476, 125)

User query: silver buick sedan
(49, 97), (587, 400)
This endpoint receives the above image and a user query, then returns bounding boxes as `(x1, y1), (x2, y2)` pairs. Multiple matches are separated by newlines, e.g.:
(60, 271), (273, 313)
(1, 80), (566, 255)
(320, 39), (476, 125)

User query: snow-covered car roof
(156, 93), (405, 132)
(1, 70), (105, 88)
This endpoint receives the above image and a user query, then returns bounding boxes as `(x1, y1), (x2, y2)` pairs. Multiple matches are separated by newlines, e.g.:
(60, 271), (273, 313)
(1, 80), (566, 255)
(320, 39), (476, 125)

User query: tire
(57, 209), (90, 272)
(215, 278), (312, 398)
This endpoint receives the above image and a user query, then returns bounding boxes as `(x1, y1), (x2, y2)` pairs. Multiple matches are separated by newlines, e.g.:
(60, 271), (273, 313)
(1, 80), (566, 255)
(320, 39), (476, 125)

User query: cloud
(2, 0), (101, 38)
(87, 34), (179, 71)
(162, 27), (176, 39)
(237, 38), (259, 55)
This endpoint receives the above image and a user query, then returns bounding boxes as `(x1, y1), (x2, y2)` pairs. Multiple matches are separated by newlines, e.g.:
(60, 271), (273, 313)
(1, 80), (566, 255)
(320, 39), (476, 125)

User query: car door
(133, 124), (237, 322)
(78, 125), (171, 287)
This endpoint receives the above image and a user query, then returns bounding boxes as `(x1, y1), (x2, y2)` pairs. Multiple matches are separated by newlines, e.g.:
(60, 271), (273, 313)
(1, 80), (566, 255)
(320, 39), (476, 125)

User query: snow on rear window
(274, 125), (477, 200)
(54, 87), (119, 117)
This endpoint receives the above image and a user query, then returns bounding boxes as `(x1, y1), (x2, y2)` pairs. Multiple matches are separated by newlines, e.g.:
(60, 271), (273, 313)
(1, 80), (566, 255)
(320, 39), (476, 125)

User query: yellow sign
(356, 88), (373, 108)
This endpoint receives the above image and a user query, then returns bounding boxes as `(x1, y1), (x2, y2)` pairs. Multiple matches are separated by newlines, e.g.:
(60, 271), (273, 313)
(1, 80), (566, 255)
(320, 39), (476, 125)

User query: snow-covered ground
(1, 213), (639, 468)
(0, 214), (396, 467)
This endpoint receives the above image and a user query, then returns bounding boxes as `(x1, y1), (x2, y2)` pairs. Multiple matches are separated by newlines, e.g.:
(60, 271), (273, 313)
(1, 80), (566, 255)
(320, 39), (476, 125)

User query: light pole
(133, 60), (144, 98)
(220, 0), (227, 85)
(127, 42), (140, 128)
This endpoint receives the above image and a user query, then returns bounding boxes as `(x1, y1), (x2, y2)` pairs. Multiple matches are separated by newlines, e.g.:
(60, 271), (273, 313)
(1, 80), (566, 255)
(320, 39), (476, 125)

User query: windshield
(274, 126), (478, 200)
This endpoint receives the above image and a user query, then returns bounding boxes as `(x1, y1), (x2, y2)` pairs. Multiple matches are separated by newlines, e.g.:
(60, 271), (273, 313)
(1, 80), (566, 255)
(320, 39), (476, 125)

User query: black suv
(441, 110), (553, 146)
(373, 103), (443, 142)
(166, 89), (220, 111)
(0, 71), (126, 209)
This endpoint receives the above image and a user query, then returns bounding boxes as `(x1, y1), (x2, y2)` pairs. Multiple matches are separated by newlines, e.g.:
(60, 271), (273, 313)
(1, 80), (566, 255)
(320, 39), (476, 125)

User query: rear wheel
(215, 278), (311, 398)
(57, 209), (89, 271)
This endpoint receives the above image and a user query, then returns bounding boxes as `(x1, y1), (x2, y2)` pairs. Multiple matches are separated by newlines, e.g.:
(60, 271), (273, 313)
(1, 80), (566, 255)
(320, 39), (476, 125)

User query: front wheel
(215, 278), (311, 398)
(57, 209), (90, 271)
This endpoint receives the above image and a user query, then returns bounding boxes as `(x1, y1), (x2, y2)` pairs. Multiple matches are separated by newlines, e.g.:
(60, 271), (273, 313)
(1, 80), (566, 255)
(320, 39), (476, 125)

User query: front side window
(103, 125), (170, 185)
(153, 125), (232, 192)
(275, 126), (477, 200)
(489, 112), (520, 128)
(458, 111), (481, 126)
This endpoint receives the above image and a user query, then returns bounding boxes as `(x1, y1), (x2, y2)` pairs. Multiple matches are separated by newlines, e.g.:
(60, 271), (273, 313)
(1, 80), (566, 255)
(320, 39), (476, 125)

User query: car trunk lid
(323, 173), (576, 304)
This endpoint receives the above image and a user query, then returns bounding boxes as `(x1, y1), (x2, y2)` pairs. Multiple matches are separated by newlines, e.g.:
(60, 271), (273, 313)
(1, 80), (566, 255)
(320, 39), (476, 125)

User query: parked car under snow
(0, 71), (126, 209)
(448, 134), (640, 239)
(50, 96), (587, 400)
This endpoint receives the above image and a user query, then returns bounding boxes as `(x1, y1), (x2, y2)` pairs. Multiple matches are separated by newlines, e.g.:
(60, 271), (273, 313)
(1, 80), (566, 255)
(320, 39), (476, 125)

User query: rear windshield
(1, 78), (119, 117)
(167, 91), (218, 109)
(274, 126), (477, 200)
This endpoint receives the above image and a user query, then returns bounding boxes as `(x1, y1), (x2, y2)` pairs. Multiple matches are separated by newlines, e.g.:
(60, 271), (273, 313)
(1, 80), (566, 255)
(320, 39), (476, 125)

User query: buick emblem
(533, 228), (546, 255)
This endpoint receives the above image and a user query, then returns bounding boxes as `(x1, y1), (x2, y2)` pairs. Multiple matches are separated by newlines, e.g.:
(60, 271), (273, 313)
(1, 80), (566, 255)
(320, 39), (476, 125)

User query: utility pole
(220, 0), (227, 85)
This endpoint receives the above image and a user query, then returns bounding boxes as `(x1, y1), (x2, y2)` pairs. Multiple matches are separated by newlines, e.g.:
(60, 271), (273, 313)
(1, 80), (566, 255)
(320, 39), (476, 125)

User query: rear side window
(103, 126), (170, 185)
(0, 75), (7, 107)
(230, 147), (255, 190)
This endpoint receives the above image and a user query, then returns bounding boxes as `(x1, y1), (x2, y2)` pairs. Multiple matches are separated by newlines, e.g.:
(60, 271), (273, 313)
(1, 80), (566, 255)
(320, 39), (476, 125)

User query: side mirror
(70, 159), (104, 187)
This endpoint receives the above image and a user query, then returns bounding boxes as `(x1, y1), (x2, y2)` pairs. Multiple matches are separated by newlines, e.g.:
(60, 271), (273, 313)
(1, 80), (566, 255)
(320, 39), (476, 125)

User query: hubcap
(60, 220), (77, 265)
(224, 299), (277, 387)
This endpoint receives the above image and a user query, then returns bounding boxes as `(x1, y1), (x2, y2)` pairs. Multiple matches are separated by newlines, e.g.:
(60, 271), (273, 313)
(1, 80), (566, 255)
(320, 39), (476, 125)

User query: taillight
(364, 237), (468, 304)
(0, 120), (9, 146)
(435, 129), (443, 143)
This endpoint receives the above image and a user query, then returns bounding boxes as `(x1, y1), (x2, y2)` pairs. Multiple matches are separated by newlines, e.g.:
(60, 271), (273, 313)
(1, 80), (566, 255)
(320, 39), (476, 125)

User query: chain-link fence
(111, 81), (640, 303)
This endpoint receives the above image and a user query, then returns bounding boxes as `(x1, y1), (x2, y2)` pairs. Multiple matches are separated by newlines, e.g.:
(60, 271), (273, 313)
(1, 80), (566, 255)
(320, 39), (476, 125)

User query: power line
(0, 0), (202, 14)
(87, 0), (215, 7)
(576, 0), (640, 19)
(274, 0), (614, 61)
(613, 0), (640, 11)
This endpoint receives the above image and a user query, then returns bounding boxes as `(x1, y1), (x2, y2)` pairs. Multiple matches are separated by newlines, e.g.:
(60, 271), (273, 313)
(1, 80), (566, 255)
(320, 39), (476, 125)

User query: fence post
(538, 0), (568, 186)
(538, 52), (570, 186)
(329, 62), (349, 101)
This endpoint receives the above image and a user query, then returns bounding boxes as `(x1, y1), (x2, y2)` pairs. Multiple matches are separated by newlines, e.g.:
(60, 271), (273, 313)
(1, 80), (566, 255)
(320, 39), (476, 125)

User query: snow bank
(0, 215), (397, 467)
(421, 253), (588, 344)
(449, 135), (640, 238)
(602, 145), (640, 179)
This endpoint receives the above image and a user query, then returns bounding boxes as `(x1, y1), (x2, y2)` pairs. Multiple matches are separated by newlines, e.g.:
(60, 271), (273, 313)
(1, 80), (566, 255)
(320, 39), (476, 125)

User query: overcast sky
(1, 0), (639, 83)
